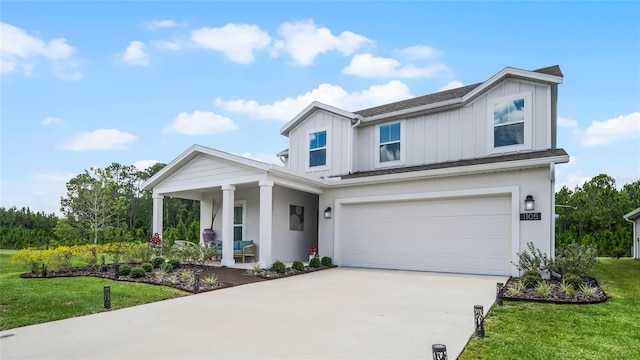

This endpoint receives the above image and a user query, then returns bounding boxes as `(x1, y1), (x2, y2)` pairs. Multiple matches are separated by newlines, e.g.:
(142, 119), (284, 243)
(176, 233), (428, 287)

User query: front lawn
(0, 249), (188, 330)
(460, 258), (640, 359)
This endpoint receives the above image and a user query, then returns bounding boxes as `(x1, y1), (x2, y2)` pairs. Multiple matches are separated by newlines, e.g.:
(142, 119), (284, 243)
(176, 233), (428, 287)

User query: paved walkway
(0, 268), (506, 359)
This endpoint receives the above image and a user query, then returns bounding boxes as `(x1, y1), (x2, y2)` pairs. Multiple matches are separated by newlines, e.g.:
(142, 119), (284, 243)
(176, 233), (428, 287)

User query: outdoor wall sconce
(324, 207), (332, 219)
(524, 195), (535, 211)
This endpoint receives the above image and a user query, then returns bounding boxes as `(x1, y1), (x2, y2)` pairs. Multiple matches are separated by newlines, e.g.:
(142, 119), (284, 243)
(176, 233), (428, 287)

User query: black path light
(104, 285), (111, 310)
(194, 272), (200, 293)
(496, 282), (504, 305)
(114, 264), (120, 279)
(431, 344), (447, 360)
(474, 305), (485, 337)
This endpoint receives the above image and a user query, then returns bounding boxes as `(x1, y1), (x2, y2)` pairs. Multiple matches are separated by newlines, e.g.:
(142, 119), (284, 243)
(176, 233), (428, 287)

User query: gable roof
(280, 101), (356, 136)
(141, 144), (270, 191)
(354, 65), (563, 119)
(281, 65), (562, 135)
(340, 148), (569, 179)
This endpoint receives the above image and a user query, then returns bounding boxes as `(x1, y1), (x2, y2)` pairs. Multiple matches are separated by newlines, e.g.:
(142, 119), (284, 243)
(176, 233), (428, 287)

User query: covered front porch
(142, 145), (326, 268)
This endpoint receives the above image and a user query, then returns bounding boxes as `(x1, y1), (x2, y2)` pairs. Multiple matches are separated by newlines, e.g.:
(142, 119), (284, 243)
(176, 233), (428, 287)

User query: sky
(1, 1), (639, 216)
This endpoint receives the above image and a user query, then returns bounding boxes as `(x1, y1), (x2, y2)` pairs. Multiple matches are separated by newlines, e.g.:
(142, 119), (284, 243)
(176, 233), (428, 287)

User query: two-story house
(142, 65), (569, 277)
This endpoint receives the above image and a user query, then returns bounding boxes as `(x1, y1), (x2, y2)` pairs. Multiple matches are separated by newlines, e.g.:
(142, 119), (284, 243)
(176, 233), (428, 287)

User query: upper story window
(380, 122), (401, 162)
(376, 121), (405, 168)
(309, 130), (327, 167)
(488, 93), (532, 153)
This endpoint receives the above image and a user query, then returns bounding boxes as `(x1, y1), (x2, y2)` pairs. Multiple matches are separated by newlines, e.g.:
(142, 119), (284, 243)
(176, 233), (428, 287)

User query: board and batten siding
(288, 110), (352, 177)
(155, 154), (261, 192)
(355, 79), (552, 172)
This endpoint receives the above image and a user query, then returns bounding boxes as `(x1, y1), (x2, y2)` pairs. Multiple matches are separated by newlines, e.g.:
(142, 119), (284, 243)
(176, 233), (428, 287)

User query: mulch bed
(19, 263), (337, 293)
(502, 276), (608, 304)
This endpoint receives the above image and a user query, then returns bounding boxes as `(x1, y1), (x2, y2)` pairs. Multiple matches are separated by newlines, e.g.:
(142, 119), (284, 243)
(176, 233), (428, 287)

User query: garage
(340, 195), (512, 275)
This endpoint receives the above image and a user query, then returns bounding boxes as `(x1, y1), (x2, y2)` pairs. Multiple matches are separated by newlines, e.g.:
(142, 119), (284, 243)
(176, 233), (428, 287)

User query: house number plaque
(520, 213), (542, 221)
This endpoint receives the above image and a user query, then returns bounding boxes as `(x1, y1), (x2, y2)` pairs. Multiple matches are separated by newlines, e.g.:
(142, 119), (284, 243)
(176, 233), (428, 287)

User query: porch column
(152, 194), (164, 237)
(221, 185), (236, 266)
(259, 180), (274, 268)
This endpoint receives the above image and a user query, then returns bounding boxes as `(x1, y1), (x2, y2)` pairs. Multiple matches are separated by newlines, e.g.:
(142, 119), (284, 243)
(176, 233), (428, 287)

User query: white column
(259, 180), (274, 268)
(200, 193), (215, 246)
(221, 185), (236, 266)
(152, 194), (164, 237)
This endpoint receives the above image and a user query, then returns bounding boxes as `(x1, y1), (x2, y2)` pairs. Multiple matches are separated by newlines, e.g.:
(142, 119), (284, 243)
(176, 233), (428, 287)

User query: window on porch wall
(233, 205), (244, 241)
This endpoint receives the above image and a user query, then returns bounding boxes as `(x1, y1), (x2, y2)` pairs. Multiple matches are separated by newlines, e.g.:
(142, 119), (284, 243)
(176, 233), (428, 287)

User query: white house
(624, 207), (640, 258)
(141, 65), (569, 277)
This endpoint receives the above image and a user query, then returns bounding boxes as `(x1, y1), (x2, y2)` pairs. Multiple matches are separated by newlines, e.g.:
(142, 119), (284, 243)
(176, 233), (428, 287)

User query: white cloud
(397, 45), (442, 60)
(215, 80), (413, 122)
(238, 152), (281, 165)
(0, 22), (82, 80)
(163, 110), (239, 135)
(190, 23), (271, 64)
(133, 160), (160, 171)
(271, 20), (371, 66)
(41, 116), (66, 126)
(59, 129), (138, 151)
(558, 116), (578, 128)
(555, 173), (592, 192)
(147, 20), (177, 31)
(121, 41), (149, 66)
(152, 40), (181, 51)
(342, 53), (449, 79)
(438, 80), (464, 92)
(582, 112), (640, 147)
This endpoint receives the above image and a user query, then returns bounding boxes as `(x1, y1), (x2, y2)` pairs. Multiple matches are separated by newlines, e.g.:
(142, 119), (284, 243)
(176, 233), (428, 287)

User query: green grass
(0, 249), (188, 330)
(460, 258), (640, 360)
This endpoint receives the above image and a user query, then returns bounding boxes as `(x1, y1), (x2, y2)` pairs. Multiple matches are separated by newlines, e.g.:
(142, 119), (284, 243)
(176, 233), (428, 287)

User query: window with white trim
(378, 122), (402, 163)
(309, 130), (327, 167)
(488, 93), (532, 153)
(233, 201), (246, 241)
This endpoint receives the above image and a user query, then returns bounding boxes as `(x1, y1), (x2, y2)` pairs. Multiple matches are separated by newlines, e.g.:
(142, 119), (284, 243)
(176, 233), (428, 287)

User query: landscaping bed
(19, 262), (337, 292)
(502, 276), (607, 304)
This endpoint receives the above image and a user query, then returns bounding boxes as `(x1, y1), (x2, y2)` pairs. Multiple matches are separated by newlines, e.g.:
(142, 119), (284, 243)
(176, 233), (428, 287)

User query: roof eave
(329, 154), (570, 187)
(280, 101), (356, 136)
(624, 207), (640, 220)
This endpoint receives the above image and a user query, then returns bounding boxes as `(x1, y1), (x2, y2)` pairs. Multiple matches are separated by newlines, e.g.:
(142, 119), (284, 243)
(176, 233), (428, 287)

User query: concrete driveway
(0, 268), (506, 359)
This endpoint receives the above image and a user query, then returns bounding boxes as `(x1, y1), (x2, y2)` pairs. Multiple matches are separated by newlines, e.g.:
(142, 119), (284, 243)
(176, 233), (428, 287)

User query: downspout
(348, 114), (364, 174)
(624, 216), (636, 259)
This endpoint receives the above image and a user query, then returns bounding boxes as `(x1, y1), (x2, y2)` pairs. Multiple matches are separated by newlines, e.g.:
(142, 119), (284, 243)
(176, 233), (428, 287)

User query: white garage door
(340, 195), (511, 275)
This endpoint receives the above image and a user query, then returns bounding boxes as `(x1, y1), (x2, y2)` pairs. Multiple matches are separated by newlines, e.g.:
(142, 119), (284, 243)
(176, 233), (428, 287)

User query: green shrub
(561, 280), (576, 298)
(152, 257), (165, 269)
(535, 281), (551, 298)
(521, 270), (542, 288)
(271, 260), (286, 273)
(168, 259), (181, 270)
(553, 242), (598, 276)
(130, 267), (146, 278)
(309, 257), (321, 268)
(562, 273), (583, 289)
(141, 263), (153, 272)
(118, 264), (132, 276)
(292, 261), (305, 271)
(321, 256), (333, 267)
(512, 242), (552, 274)
(507, 280), (525, 297)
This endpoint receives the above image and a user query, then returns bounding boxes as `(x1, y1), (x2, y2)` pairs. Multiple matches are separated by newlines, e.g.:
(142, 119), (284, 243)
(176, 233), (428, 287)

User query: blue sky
(1, 1), (639, 215)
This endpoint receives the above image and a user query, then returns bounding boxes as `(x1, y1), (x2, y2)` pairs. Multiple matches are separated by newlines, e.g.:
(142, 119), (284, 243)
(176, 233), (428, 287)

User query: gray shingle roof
(339, 148), (568, 179)
(354, 65), (562, 118)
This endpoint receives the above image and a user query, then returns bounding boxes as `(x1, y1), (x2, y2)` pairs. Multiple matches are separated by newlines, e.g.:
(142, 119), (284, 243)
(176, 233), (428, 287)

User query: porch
(141, 145), (326, 268)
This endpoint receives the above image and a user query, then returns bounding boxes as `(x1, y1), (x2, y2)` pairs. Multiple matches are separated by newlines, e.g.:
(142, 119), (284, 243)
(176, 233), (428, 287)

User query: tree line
(1, 162), (201, 249)
(1, 171), (639, 256)
(555, 174), (640, 257)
